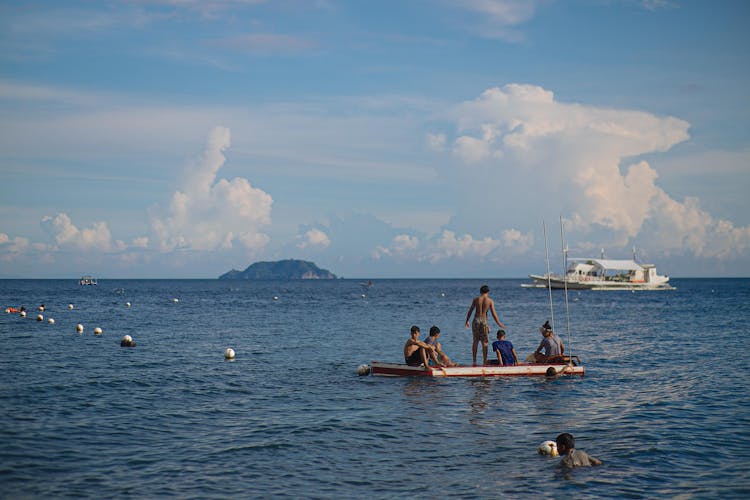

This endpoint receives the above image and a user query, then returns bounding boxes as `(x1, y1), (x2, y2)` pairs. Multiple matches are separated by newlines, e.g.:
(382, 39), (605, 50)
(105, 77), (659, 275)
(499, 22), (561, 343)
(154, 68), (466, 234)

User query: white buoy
(94, 327), (103, 335)
(68, 304), (74, 309)
(440, 292), (445, 297)
(48, 318), (55, 324)
(76, 324), (84, 333)
(273, 296), (279, 301)
(172, 298), (179, 303)
(38, 305), (45, 312)
(36, 314), (44, 322)
(538, 440), (559, 457)
(224, 347), (236, 360)
(361, 294), (366, 299)
(356, 364), (370, 376)
(121, 334), (136, 347)
(20, 311), (26, 318)
(125, 302), (131, 307)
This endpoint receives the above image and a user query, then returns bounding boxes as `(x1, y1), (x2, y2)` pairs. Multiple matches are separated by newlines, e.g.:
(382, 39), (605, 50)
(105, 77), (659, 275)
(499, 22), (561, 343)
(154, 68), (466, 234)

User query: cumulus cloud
(297, 228), (330, 249)
(643, 193), (750, 259)
(0, 234), (30, 261)
(369, 226), (534, 264)
(426, 230), (501, 263)
(435, 83), (750, 260)
(501, 228), (534, 253)
(372, 234), (420, 260)
(149, 126), (273, 253)
(40, 213), (114, 251)
(131, 236), (149, 249)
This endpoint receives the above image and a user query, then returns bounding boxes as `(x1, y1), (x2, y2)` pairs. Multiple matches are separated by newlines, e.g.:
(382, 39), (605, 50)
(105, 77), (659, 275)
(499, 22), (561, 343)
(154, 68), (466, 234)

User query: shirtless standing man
(465, 285), (506, 365)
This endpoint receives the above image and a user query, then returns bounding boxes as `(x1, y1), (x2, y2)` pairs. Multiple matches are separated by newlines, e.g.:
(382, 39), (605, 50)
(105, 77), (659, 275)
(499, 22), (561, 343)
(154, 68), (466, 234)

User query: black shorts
(405, 349), (424, 366)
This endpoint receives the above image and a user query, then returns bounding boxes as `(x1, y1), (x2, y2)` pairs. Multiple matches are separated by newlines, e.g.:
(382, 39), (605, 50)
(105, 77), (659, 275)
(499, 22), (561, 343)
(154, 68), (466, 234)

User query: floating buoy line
(3, 297), (249, 362)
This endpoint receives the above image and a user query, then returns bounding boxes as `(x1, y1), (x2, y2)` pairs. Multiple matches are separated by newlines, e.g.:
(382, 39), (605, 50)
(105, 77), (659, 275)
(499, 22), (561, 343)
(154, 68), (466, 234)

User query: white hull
(527, 274), (674, 290)
(370, 361), (584, 377)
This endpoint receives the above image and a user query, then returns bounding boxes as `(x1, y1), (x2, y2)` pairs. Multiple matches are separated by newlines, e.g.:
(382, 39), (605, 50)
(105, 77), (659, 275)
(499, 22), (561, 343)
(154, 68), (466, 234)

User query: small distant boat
(79, 275), (97, 286)
(370, 361), (584, 377)
(524, 250), (673, 290)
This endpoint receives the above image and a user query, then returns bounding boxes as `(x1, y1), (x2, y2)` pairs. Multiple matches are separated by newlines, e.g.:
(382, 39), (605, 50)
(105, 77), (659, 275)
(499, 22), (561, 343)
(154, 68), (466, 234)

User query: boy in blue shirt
(489, 328), (518, 366)
(490, 329), (519, 366)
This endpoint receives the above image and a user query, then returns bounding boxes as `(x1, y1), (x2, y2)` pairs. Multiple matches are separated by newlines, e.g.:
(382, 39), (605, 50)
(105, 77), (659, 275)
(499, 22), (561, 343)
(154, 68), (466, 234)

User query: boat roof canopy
(569, 258), (644, 271)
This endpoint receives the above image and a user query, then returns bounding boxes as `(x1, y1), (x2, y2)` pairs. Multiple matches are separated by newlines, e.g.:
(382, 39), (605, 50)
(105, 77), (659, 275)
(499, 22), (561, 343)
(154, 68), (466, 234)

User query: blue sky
(1, 0), (748, 278)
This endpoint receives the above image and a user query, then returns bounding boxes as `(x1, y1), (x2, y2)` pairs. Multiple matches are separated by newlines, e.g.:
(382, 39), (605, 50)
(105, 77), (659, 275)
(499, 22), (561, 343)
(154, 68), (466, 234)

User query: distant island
(219, 259), (337, 280)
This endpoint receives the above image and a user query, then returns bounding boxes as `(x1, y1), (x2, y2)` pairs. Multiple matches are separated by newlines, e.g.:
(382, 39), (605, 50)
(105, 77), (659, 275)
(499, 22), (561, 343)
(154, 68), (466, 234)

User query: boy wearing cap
(534, 320), (565, 363)
(490, 329), (519, 366)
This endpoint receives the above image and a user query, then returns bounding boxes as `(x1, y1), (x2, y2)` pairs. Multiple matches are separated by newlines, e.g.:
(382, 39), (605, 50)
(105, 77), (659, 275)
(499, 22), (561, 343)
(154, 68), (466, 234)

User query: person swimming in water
(555, 433), (602, 468)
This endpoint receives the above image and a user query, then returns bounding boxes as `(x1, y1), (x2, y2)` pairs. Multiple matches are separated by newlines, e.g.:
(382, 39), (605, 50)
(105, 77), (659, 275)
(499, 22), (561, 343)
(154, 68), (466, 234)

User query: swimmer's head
(429, 325), (440, 337)
(480, 285), (489, 294)
(555, 432), (575, 454)
(496, 329), (506, 339)
(410, 325), (420, 335)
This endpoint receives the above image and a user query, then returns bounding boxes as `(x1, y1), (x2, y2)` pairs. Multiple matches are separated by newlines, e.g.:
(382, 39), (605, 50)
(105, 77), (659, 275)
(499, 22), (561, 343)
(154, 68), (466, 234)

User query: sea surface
(1, 278), (749, 499)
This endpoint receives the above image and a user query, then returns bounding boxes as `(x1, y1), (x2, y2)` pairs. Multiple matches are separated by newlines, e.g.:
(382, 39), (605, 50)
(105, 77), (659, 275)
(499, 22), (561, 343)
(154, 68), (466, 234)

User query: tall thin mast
(560, 216), (572, 364)
(543, 221), (555, 332)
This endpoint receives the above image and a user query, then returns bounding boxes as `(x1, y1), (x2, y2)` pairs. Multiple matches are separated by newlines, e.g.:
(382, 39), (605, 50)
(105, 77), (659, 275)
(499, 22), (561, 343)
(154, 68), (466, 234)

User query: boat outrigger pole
(543, 221), (555, 333)
(560, 216), (573, 365)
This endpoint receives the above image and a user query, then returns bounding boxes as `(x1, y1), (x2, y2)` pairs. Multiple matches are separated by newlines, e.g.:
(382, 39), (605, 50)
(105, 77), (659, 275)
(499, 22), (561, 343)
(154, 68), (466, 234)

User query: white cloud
(297, 228), (330, 249)
(643, 193), (750, 259)
(0, 235), (30, 261)
(372, 234), (420, 260)
(427, 230), (501, 263)
(437, 83), (750, 260)
(501, 228), (534, 253)
(393, 234), (419, 253)
(453, 135), (492, 163)
(149, 126), (273, 253)
(40, 213), (114, 251)
(455, 0), (540, 41)
(132, 236), (149, 249)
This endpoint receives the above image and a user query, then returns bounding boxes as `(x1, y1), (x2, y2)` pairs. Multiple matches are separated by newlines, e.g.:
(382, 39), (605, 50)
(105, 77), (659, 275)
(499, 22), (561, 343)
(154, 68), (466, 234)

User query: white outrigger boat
(370, 361), (584, 377)
(524, 255), (673, 290)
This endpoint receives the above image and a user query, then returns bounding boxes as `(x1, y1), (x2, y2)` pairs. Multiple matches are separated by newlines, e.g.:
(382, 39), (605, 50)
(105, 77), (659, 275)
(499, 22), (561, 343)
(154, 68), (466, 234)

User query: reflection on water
(467, 378), (491, 424)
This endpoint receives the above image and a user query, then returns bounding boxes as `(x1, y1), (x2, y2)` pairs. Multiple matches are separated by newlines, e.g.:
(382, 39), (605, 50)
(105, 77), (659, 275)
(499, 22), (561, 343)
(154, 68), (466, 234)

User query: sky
(0, 0), (749, 279)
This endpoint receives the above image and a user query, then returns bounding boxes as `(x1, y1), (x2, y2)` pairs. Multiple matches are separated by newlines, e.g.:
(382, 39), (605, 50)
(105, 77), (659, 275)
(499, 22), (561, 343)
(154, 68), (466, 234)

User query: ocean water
(1, 278), (749, 499)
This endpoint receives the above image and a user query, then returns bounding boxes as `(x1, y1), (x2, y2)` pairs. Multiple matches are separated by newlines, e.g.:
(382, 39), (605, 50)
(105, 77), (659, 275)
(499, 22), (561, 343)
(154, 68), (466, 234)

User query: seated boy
(487, 329), (519, 366)
(423, 326), (457, 367)
(404, 325), (435, 368)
